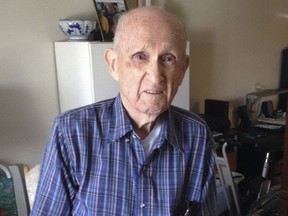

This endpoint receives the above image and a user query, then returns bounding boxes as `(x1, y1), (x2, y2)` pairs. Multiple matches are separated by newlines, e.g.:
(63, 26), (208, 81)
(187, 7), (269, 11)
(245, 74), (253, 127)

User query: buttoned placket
(127, 132), (152, 216)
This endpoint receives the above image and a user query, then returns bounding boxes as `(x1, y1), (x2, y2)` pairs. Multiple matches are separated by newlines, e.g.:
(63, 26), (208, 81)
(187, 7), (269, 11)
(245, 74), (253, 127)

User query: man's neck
(132, 120), (158, 139)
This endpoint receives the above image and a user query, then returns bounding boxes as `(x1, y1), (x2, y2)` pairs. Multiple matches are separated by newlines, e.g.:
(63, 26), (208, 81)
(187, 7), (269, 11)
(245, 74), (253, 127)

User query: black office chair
(200, 99), (231, 133)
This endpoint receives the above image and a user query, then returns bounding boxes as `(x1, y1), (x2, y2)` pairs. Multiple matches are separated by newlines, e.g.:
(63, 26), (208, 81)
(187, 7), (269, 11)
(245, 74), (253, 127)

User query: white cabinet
(54, 41), (190, 113)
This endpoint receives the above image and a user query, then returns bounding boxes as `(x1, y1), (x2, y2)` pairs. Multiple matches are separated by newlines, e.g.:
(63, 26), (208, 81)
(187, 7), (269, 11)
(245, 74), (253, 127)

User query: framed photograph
(137, 0), (151, 7)
(93, 0), (128, 41)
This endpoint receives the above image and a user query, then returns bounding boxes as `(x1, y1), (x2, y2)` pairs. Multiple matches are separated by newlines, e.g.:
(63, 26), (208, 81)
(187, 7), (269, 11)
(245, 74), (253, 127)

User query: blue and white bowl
(59, 19), (97, 40)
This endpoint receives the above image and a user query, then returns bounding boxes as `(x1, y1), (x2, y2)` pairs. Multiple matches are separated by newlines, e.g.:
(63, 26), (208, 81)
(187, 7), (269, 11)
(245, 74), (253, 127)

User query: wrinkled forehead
(115, 8), (186, 53)
(123, 10), (182, 38)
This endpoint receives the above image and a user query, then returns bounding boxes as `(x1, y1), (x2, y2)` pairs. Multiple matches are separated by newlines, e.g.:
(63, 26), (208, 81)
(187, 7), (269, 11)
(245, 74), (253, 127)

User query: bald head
(113, 6), (187, 55)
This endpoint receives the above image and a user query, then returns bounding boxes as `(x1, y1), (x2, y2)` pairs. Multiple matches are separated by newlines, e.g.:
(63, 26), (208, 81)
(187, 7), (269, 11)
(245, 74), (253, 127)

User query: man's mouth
(144, 90), (163, 94)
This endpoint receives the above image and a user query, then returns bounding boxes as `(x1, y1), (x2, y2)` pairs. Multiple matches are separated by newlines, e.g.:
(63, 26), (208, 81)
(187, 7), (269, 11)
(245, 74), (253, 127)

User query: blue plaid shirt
(31, 95), (217, 216)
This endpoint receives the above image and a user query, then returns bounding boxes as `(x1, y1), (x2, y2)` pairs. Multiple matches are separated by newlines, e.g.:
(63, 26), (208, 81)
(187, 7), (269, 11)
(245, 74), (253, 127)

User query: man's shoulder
(169, 106), (207, 127)
(56, 97), (116, 121)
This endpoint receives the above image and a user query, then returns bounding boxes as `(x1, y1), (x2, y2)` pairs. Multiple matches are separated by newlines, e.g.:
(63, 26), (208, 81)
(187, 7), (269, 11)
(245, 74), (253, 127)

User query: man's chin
(142, 104), (169, 116)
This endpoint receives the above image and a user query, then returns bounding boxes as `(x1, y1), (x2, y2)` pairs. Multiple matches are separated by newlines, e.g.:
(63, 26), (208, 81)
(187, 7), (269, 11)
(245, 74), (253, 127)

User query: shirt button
(140, 203), (146, 208)
(125, 138), (130, 143)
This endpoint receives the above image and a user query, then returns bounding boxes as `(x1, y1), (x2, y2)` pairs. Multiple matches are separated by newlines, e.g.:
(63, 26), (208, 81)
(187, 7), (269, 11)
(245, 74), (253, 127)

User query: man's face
(108, 12), (189, 117)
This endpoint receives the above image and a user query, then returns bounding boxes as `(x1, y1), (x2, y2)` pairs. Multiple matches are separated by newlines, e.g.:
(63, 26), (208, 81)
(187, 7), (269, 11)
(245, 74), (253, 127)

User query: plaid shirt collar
(107, 95), (183, 152)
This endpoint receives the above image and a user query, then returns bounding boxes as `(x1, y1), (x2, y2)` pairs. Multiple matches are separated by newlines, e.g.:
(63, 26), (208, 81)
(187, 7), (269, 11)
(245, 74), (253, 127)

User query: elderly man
(31, 6), (217, 216)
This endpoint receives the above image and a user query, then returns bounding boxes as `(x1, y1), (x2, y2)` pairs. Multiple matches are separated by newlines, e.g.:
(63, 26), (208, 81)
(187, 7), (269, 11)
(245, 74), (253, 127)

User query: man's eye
(133, 53), (147, 61)
(161, 54), (176, 63)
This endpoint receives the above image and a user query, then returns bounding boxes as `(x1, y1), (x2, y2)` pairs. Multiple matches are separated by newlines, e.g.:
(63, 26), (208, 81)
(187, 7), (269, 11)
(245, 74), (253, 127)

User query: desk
(281, 118), (288, 215)
(216, 128), (284, 179)
(243, 89), (288, 213)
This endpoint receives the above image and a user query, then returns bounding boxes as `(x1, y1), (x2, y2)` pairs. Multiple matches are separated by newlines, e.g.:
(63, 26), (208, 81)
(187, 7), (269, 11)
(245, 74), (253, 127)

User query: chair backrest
(215, 143), (241, 216)
(0, 163), (30, 216)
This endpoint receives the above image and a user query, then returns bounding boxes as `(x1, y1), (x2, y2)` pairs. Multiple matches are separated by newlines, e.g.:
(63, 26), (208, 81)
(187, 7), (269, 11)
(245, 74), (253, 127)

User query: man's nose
(146, 60), (164, 83)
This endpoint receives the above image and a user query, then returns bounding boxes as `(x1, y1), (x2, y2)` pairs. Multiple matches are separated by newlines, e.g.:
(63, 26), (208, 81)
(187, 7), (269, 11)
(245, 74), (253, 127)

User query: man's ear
(104, 48), (119, 81)
(178, 55), (190, 86)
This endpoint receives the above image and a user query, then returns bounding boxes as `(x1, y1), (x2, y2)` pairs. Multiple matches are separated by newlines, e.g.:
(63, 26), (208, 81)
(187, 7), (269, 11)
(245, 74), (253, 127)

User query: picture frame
(93, 0), (128, 41)
(137, 0), (151, 7)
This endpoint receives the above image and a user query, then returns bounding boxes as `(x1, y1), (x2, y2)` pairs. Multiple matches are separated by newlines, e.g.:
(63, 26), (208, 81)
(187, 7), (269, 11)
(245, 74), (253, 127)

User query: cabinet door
(55, 42), (95, 112)
(90, 42), (119, 103)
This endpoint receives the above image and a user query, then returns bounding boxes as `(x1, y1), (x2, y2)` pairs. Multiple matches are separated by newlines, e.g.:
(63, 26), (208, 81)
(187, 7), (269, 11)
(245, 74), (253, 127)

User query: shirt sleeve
(30, 117), (78, 215)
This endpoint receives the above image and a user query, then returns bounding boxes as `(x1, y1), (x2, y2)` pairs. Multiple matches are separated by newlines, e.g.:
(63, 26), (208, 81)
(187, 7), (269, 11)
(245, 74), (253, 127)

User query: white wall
(0, 0), (98, 166)
(0, 0), (288, 167)
(154, 0), (288, 125)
